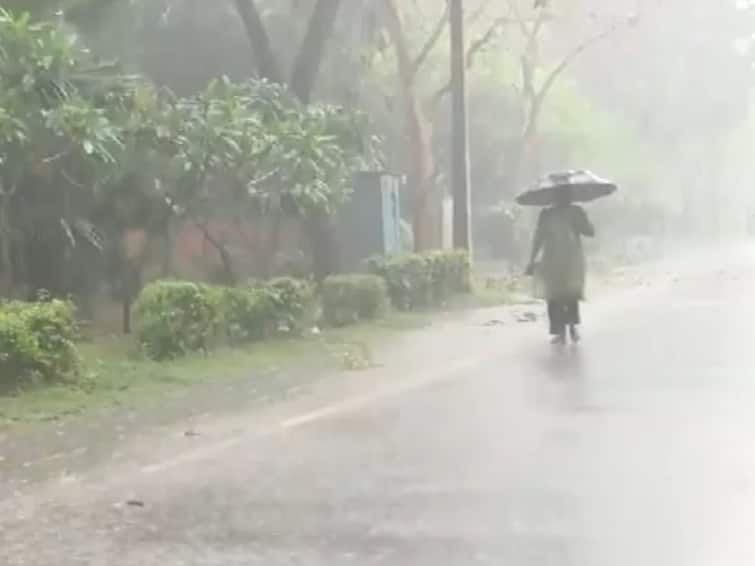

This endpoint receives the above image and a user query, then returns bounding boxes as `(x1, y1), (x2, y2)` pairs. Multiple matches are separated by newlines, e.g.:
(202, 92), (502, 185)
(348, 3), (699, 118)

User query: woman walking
(518, 171), (615, 345)
(526, 188), (593, 343)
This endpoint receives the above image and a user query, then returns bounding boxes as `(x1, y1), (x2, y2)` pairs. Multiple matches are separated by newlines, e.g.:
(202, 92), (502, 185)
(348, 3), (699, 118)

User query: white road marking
(140, 357), (484, 475)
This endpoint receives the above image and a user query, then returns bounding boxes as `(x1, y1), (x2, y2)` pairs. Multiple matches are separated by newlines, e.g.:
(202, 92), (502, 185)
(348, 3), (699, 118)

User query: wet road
(4, 249), (755, 565)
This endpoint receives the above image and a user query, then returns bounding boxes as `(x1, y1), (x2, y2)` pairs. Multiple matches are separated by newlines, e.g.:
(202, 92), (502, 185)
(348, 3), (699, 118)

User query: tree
(381, 0), (438, 251)
(0, 9), (125, 296)
(502, 0), (638, 192)
(0, 7), (376, 328)
(233, 0), (342, 102)
(559, 0), (754, 237)
(232, 0), (346, 277)
(156, 77), (374, 283)
(380, 0), (510, 250)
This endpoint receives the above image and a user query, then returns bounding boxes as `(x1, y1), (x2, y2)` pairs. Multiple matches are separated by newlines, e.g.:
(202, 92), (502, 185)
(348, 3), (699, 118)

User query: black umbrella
(515, 170), (618, 207)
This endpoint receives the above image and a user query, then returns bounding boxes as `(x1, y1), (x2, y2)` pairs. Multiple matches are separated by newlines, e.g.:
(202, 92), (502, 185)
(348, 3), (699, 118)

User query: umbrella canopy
(515, 170), (618, 207)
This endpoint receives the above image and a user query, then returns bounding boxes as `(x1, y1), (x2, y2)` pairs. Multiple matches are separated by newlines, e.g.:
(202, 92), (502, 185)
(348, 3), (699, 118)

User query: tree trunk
(196, 223), (236, 285)
(508, 128), (537, 196)
(122, 296), (132, 335)
(383, 0), (437, 251)
(121, 261), (144, 335)
(160, 227), (175, 277)
(233, 0), (283, 83)
(262, 212), (283, 278)
(307, 211), (339, 281)
(0, 193), (14, 295)
(289, 0), (343, 103)
(232, 0), (344, 278)
(507, 73), (545, 194)
(288, 0), (344, 275)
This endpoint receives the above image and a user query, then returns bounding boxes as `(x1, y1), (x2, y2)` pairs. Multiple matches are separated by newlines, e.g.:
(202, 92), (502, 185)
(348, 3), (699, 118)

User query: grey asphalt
(4, 247), (755, 565)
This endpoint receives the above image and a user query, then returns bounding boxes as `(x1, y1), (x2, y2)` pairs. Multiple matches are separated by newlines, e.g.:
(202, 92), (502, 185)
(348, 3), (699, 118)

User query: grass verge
(0, 279), (518, 430)
(0, 311), (438, 429)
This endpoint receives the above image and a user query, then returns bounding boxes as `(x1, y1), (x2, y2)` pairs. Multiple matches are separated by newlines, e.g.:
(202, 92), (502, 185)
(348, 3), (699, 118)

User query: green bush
(135, 281), (219, 360)
(221, 278), (314, 340)
(427, 249), (472, 300)
(267, 277), (315, 333)
(0, 299), (80, 387)
(135, 277), (315, 359)
(366, 250), (471, 310)
(217, 286), (279, 344)
(321, 274), (388, 327)
(365, 253), (433, 310)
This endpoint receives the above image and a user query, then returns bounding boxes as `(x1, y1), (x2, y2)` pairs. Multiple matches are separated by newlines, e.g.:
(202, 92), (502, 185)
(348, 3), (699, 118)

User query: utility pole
(449, 0), (471, 251)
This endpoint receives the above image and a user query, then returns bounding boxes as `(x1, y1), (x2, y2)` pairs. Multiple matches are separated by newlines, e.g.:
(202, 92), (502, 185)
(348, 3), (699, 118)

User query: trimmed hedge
(426, 249), (471, 300)
(134, 252), (469, 360)
(135, 281), (220, 360)
(0, 298), (80, 386)
(365, 254), (431, 310)
(268, 277), (316, 333)
(321, 274), (388, 327)
(135, 277), (315, 360)
(217, 286), (279, 344)
(366, 249), (471, 310)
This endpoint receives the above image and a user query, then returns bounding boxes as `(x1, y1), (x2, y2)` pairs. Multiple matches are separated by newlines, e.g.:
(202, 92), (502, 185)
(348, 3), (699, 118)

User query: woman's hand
(572, 206), (595, 237)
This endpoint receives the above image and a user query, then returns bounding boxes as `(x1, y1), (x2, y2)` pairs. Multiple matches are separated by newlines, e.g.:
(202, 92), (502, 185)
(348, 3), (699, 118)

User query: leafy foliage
(0, 8), (145, 299)
(135, 276), (315, 360)
(135, 280), (219, 360)
(321, 274), (388, 327)
(267, 277), (316, 333)
(426, 250), (472, 300)
(161, 77), (375, 223)
(217, 285), (279, 344)
(0, 297), (80, 387)
(366, 254), (434, 311)
(0, 8), (378, 301)
(366, 250), (471, 311)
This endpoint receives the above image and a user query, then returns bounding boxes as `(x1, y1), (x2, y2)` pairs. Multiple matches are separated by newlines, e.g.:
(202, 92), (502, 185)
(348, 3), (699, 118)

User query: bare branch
(42, 149), (71, 164)
(382, 0), (417, 89)
(467, 0), (496, 25)
(246, 167), (280, 191)
(465, 17), (506, 68)
(431, 17), (511, 106)
(411, 3), (450, 76)
(520, 52), (536, 101)
(61, 169), (86, 190)
(506, 0), (530, 36)
(536, 19), (630, 106)
(521, 16), (637, 140)
(520, 4), (548, 74)
(409, 0), (521, 78)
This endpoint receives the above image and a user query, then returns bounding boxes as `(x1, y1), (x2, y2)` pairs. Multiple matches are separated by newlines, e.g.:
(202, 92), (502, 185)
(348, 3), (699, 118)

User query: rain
(1, 1), (755, 564)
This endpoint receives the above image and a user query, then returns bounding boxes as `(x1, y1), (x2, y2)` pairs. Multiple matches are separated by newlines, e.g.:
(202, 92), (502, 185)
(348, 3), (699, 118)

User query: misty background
(1, 0), (754, 315)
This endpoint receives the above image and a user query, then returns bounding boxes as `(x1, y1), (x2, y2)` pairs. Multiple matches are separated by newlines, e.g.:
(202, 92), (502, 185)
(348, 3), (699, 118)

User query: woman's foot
(551, 333), (566, 345)
(569, 325), (581, 343)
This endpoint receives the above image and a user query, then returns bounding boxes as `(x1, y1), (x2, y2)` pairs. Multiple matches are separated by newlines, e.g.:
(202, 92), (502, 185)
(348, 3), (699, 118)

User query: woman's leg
(547, 300), (566, 341)
(567, 300), (581, 342)
(547, 300), (558, 334)
(567, 300), (581, 326)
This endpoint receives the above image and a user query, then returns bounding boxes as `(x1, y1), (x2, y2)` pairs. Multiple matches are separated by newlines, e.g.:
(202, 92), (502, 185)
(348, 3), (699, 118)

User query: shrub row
(135, 277), (315, 360)
(320, 274), (388, 327)
(319, 250), (471, 326)
(365, 249), (471, 310)
(0, 298), (80, 387)
(135, 250), (471, 360)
